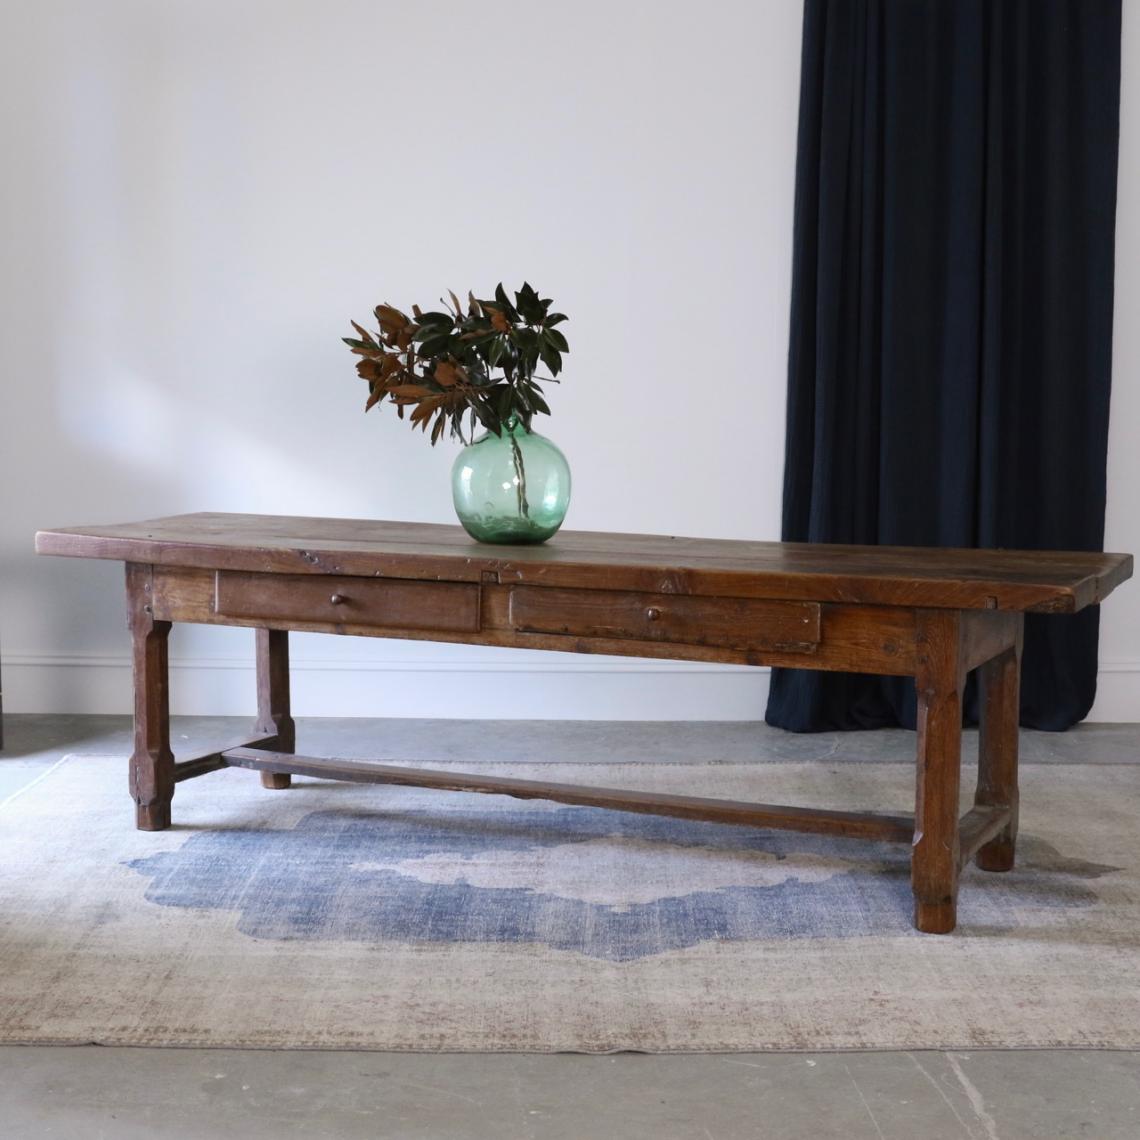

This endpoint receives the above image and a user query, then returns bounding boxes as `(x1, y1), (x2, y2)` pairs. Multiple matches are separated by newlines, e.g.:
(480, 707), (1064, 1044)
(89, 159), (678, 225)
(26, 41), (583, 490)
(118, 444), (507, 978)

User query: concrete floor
(2, 713), (1138, 1139)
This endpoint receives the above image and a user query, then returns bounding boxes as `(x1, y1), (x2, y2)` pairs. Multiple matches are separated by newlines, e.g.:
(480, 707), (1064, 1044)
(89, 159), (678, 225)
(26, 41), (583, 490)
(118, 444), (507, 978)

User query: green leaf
(416, 333), (452, 358)
(514, 281), (544, 323)
(539, 343), (562, 376)
(470, 394), (502, 435)
(544, 313), (569, 327)
(544, 327), (569, 353)
(414, 312), (453, 332)
(493, 283), (518, 321)
(459, 312), (493, 333)
(497, 385), (514, 419)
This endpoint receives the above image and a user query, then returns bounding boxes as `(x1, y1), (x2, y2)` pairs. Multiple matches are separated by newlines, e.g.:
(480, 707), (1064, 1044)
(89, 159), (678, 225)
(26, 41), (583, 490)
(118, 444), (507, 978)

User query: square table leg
(974, 618), (1024, 872)
(912, 610), (965, 933)
(127, 564), (174, 831)
(253, 628), (295, 789)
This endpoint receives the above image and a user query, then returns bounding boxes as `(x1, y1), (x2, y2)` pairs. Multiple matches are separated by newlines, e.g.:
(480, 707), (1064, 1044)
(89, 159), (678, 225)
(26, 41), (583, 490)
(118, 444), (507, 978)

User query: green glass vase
(451, 416), (571, 544)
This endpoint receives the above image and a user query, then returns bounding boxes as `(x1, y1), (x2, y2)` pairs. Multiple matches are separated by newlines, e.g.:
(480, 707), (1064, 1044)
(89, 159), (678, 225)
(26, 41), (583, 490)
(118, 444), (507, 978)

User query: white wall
(0, 0), (1135, 722)
(1101, 1), (1140, 722)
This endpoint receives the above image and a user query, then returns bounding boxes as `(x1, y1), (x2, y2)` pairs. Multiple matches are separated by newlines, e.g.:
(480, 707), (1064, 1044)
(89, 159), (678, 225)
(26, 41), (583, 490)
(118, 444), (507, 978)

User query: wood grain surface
(36, 512), (1133, 612)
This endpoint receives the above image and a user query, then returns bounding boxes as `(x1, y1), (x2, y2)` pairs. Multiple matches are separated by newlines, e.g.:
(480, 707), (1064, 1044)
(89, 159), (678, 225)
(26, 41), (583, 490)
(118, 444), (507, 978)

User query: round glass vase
(451, 416), (571, 544)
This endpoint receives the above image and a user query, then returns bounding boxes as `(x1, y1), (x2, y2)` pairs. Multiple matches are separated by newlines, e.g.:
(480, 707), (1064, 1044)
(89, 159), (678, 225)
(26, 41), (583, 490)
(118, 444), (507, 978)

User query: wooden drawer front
(508, 587), (820, 652)
(215, 572), (480, 632)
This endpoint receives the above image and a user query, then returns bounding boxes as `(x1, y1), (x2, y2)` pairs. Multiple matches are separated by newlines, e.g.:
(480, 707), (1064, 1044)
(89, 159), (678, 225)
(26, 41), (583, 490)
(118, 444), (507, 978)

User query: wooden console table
(35, 513), (1132, 933)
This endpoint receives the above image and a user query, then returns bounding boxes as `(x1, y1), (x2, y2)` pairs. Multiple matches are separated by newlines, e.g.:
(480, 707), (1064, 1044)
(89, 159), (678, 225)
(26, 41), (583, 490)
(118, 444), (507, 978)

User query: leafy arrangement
(343, 283), (569, 445)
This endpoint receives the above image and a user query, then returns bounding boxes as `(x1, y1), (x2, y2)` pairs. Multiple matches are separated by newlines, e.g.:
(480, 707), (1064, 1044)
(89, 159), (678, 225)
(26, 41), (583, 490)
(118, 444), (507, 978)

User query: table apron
(143, 563), (922, 675)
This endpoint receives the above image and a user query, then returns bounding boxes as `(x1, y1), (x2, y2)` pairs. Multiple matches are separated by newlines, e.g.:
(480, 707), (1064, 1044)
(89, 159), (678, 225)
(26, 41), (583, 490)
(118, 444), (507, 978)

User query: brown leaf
(350, 320), (378, 346)
(434, 360), (462, 387)
(356, 360), (385, 384)
(375, 304), (409, 337)
(489, 307), (511, 332)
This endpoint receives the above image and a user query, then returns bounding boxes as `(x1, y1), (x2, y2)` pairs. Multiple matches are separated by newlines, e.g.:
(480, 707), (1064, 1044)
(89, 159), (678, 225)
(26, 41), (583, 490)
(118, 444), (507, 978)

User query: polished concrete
(2, 714), (1138, 1139)
(1, 1046), (1137, 1140)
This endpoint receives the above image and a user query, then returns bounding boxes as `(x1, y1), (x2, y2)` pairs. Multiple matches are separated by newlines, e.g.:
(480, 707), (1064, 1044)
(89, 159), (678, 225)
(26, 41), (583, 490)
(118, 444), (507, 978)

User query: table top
(35, 512), (1132, 613)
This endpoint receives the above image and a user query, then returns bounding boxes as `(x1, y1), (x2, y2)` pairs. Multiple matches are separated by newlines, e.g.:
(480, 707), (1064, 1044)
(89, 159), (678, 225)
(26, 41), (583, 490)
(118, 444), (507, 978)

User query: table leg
(254, 628), (295, 789)
(974, 619), (1024, 871)
(912, 610), (965, 933)
(127, 564), (174, 831)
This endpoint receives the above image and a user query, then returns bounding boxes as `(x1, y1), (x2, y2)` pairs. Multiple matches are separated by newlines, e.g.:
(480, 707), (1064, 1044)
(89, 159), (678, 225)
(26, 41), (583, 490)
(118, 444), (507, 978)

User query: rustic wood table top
(35, 511), (1132, 612)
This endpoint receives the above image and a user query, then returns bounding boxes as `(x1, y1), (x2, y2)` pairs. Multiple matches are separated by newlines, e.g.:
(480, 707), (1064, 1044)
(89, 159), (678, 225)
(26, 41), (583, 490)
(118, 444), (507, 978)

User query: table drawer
(215, 572), (481, 632)
(508, 587), (820, 652)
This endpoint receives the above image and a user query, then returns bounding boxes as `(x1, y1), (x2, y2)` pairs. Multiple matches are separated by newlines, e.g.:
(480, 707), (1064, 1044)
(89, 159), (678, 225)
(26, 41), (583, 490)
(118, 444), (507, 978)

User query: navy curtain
(766, 0), (1122, 732)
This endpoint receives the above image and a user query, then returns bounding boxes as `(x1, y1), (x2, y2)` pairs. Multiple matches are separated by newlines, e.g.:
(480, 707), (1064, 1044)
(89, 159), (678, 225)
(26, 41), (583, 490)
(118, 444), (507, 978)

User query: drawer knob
(645, 606), (661, 621)
(329, 593), (347, 606)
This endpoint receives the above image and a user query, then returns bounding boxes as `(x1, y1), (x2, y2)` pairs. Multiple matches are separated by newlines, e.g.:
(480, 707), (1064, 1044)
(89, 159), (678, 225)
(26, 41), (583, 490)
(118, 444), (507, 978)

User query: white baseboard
(0, 652), (771, 720)
(3, 653), (1136, 722)
(1088, 660), (1140, 723)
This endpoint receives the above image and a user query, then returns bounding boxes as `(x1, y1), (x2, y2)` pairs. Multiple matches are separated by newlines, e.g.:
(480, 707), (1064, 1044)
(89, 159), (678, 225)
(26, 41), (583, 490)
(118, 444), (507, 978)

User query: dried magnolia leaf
(434, 360), (460, 387)
(350, 321), (379, 346)
(374, 304), (407, 334)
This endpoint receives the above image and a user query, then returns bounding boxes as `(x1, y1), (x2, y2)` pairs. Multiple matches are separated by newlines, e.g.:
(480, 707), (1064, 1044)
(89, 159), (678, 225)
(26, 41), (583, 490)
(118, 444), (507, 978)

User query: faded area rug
(1, 755), (1138, 1051)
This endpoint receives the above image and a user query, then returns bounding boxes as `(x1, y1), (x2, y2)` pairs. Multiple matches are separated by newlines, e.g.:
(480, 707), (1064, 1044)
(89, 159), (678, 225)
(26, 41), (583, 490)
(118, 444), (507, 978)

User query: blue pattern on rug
(126, 806), (1110, 960)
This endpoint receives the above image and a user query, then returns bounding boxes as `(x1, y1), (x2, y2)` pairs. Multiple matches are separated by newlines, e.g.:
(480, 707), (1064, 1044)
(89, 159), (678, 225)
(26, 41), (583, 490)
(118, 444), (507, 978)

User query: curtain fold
(766, 0), (1122, 732)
